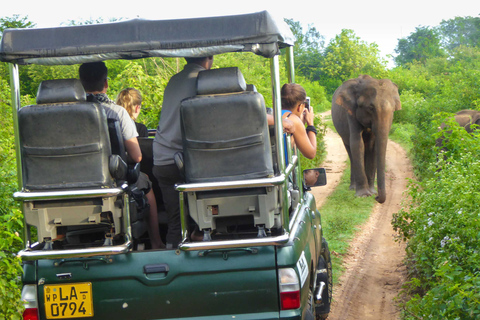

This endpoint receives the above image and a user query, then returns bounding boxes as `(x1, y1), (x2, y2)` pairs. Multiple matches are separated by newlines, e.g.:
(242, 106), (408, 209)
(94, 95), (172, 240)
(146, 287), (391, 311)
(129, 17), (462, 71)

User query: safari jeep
(1, 11), (332, 320)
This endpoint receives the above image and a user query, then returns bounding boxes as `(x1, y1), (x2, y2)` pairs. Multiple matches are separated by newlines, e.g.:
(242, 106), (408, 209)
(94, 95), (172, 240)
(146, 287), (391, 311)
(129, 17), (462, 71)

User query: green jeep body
(1, 11), (332, 320)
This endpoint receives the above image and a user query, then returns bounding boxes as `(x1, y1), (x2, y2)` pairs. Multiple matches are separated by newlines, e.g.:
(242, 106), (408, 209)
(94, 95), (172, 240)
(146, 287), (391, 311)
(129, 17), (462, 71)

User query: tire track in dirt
(312, 111), (413, 320)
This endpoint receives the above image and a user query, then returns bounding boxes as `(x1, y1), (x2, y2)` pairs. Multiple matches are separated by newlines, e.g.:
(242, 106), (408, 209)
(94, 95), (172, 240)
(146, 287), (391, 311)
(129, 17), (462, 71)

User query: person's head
(304, 169), (320, 186)
(281, 83), (307, 115)
(116, 88), (142, 120)
(79, 62), (108, 93)
(185, 56), (214, 70)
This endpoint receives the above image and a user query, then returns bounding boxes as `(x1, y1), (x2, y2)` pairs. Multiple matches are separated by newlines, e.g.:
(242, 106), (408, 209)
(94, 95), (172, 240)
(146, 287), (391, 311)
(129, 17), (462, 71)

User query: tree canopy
(394, 26), (446, 66)
(438, 16), (480, 52)
(320, 29), (388, 89)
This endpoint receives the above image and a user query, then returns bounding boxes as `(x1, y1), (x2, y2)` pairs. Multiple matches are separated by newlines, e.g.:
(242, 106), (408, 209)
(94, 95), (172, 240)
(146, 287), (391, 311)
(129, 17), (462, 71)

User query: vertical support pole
(270, 55), (284, 172)
(286, 46), (295, 84)
(270, 55), (290, 231)
(285, 46), (304, 200)
(8, 63), (23, 190)
(123, 192), (133, 248)
(179, 191), (189, 243)
(8, 63), (31, 248)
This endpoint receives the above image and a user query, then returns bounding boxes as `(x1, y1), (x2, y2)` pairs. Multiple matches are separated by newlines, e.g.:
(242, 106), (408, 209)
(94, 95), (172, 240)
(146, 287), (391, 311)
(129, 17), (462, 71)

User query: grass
(319, 167), (377, 283)
(389, 122), (415, 155)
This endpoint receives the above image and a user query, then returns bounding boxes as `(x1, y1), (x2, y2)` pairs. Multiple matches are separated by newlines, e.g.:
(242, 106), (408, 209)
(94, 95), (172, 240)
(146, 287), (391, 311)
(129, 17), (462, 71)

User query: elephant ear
(394, 96), (402, 111)
(392, 82), (402, 111)
(334, 81), (358, 116)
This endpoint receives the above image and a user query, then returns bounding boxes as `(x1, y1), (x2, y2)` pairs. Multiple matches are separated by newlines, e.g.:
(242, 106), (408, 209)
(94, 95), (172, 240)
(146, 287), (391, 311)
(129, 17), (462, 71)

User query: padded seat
(19, 79), (113, 190)
(17, 79), (126, 244)
(179, 68), (280, 235)
(180, 67), (274, 183)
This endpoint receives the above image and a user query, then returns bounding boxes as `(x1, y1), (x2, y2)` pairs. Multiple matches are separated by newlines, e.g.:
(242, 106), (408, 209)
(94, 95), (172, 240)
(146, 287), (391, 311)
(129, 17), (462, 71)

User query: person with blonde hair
(116, 88), (149, 137)
(117, 88), (164, 249)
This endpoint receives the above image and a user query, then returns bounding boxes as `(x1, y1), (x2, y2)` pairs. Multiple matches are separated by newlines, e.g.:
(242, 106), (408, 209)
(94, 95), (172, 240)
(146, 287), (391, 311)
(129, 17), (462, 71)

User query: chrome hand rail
(18, 237), (132, 261)
(13, 187), (124, 201)
(179, 233), (290, 251)
(175, 156), (297, 192)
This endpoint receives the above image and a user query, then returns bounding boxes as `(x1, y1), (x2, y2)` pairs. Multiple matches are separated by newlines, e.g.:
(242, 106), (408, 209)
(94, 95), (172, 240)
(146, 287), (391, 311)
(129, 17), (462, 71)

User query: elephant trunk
(374, 118), (391, 204)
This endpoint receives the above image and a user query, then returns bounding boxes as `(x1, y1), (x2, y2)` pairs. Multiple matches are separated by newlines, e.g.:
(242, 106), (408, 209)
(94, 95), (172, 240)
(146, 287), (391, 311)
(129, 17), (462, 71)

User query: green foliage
(320, 29), (388, 93)
(284, 19), (325, 82)
(0, 76), (24, 320)
(215, 52), (281, 108)
(388, 16), (480, 319)
(0, 14), (35, 36)
(107, 59), (174, 128)
(393, 147), (480, 319)
(438, 16), (480, 52)
(389, 44), (480, 180)
(22, 64), (78, 97)
(394, 26), (446, 67)
(298, 79), (330, 112)
(389, 123), (415, 153)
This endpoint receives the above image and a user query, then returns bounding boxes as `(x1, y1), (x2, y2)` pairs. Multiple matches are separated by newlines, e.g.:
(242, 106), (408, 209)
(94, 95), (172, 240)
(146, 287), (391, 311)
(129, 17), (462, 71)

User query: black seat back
(180, 67), (273, 183)
(108, 119), (127, 162)
(18, 79), (113, 190)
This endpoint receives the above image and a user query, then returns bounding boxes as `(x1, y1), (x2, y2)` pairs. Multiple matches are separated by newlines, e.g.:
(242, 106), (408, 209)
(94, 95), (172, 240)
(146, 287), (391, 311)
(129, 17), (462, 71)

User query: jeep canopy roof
(0, 10), (294, 65)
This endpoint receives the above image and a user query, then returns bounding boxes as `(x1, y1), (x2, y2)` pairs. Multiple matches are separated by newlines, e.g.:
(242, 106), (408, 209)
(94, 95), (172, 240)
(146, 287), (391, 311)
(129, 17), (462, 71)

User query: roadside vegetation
(1, 14), (480, 319)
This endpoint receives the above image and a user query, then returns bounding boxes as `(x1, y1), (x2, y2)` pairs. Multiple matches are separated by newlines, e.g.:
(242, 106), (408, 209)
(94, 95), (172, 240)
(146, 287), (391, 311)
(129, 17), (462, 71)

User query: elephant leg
(363, 130), (377, 194)
(349, 131), (372, 198)
(345, 146), (355, 190)
(338, 133), (356, 190)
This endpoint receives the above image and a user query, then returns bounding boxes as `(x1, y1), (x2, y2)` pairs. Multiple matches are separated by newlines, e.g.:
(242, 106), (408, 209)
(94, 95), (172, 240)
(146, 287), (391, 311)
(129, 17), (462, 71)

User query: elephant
(331, 75), (401, 203)
(435, 109), (480, 149)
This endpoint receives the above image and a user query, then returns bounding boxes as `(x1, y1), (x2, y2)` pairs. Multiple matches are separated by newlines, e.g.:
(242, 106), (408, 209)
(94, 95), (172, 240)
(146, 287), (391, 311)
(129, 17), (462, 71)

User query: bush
(0, 209), (24, 320)
(393, 127), (480, 319)
(0, 77), (24, 319)
(298, 78), (331, 112)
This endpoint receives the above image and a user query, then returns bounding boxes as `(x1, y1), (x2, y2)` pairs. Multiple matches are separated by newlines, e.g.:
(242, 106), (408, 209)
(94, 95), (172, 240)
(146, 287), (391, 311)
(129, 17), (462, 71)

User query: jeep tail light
(22, 285), (39, 320)
(278, 268), (300, 310)
(23, 308), (39, 320)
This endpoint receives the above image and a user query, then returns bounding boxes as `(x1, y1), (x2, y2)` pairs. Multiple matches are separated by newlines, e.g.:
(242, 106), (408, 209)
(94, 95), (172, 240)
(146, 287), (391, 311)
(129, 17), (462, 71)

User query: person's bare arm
(266, 113), (295, 134)
(292, 111), (317, 159)
(124, 137), (142, 163)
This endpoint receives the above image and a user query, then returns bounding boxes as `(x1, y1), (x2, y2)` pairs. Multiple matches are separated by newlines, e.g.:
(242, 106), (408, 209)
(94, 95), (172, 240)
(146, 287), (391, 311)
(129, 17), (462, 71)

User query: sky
(3, 0), (480, 67)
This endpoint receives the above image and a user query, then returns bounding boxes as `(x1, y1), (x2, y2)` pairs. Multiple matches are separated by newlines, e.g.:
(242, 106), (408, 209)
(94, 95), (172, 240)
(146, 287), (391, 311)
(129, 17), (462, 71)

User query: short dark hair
(281, 83), (307, 110)
(79, 62), (108, 92)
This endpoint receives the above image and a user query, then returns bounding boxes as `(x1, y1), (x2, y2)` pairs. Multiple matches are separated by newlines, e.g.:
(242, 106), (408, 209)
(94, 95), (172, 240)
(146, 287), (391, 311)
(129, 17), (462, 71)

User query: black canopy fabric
(0, 11), (294, 65)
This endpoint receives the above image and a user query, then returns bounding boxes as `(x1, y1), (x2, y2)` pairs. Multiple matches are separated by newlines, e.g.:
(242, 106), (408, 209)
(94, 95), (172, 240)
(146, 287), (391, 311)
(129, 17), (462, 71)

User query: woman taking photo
(281, 83), (317, 159)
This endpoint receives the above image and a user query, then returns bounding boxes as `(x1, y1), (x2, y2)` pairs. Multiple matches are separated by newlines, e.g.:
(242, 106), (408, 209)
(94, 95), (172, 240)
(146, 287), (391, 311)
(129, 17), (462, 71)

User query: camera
(305, 97), (311, 110)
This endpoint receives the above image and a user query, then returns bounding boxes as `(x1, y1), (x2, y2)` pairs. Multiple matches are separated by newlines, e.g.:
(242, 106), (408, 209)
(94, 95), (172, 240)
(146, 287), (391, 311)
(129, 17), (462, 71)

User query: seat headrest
(197, 67), (247, 95)
(36, 79), (87, 104)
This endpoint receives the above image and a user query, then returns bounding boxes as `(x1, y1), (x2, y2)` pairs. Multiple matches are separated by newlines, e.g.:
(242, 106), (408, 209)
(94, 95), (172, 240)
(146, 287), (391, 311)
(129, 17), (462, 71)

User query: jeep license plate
(44, 282), (93, 319)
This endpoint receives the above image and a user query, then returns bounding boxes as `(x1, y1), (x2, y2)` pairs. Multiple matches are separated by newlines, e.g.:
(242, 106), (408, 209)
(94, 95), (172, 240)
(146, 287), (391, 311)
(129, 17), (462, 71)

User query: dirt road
(312, 113), (413, 320)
